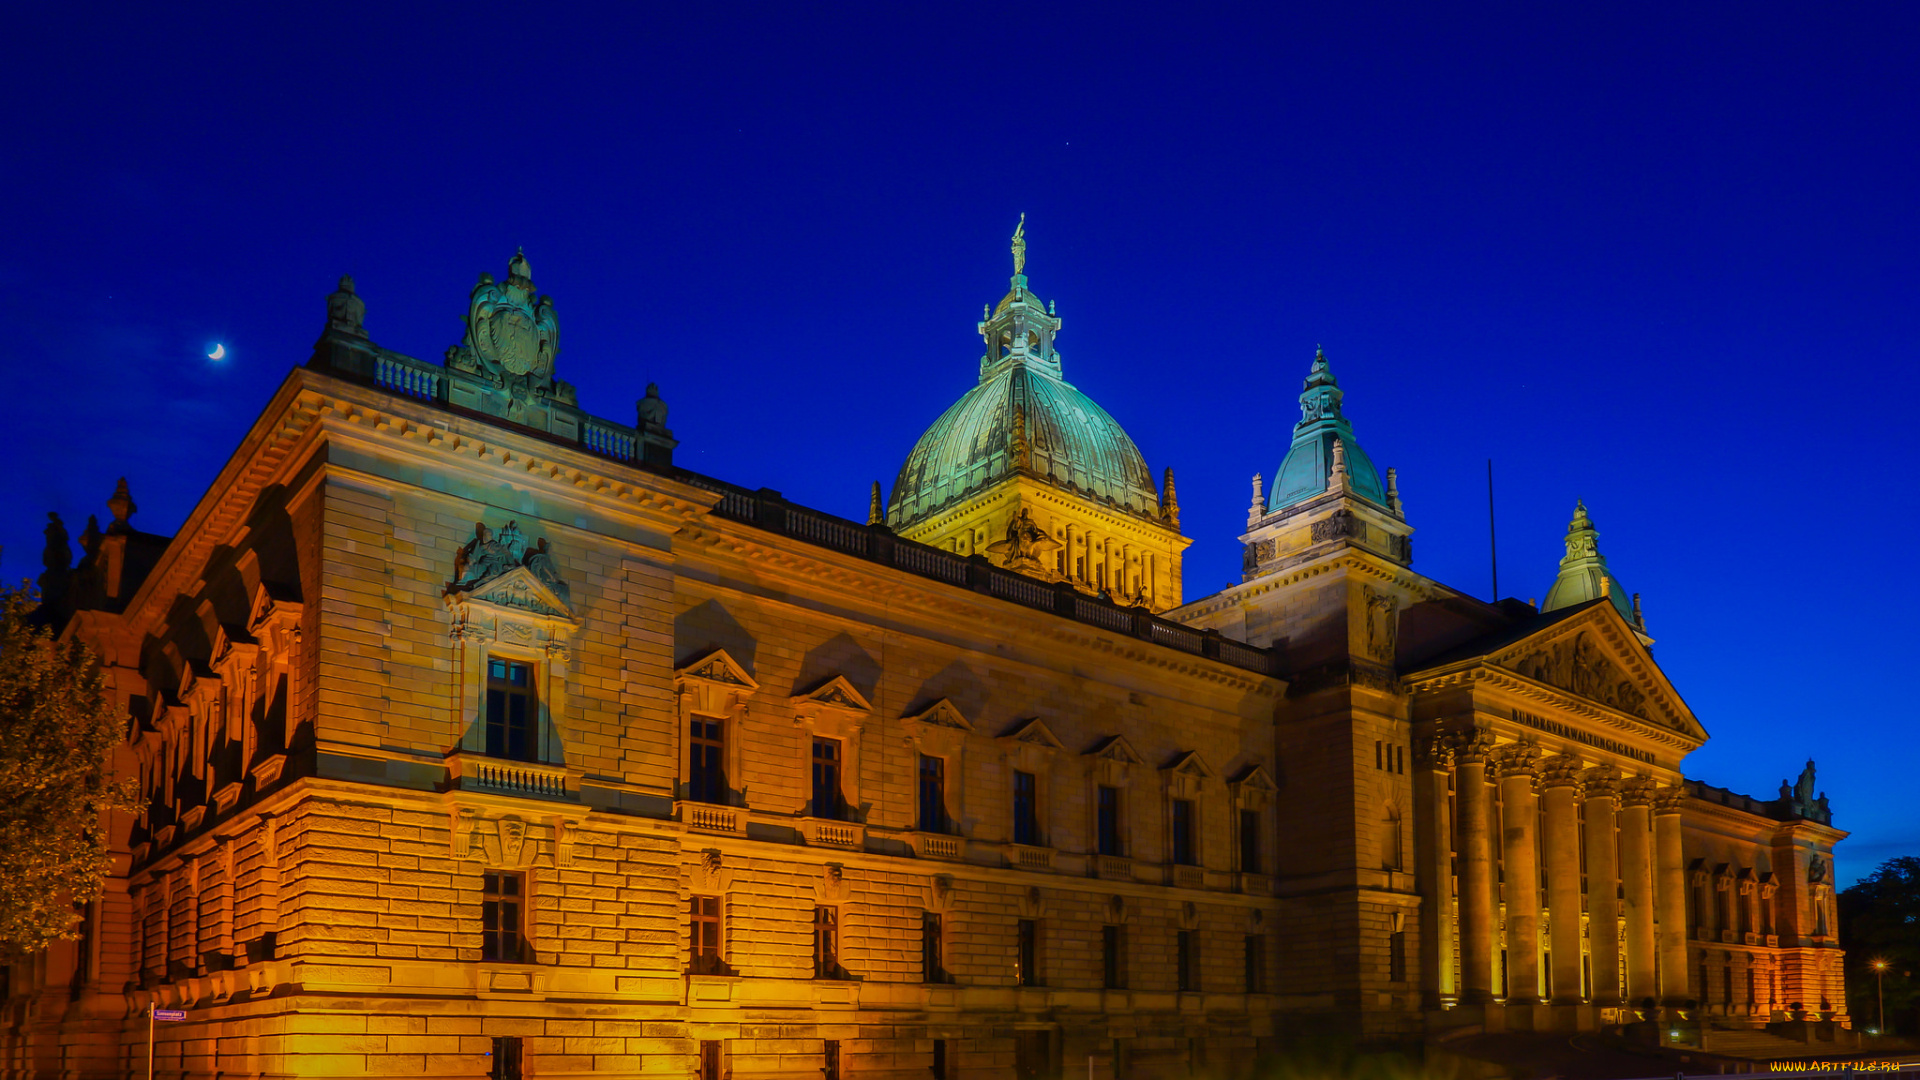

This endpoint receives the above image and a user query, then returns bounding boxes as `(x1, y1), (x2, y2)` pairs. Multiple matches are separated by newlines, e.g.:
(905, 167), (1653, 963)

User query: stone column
(1583, 769), (1623, 1006)
(1415, 736), (1457, 1005)
(1654, 787), (1692, 1004)
(1454, 729), (1497, 1004)
(1494, 742), (1542, 1004)
(1540, 755), (1585, 1005)
(1618, 778), (1658, 1006)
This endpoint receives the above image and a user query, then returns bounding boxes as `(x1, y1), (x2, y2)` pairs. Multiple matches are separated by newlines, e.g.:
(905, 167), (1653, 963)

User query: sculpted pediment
(791, 675), (873, 716)
(452, 565), (576, 622)
(676, 649), (759, 693)
(999, 717), (1064, 750)
(901, 698), (973, 733)
(1489, 603), (1703, 740)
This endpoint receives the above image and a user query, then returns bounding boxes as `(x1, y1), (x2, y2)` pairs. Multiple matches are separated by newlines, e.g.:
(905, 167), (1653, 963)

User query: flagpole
(147, 1003), (155, 1080)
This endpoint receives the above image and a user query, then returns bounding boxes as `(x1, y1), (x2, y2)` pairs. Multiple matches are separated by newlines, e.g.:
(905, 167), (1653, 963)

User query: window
(922, 911), (947, 983)
(1098, 786), (1124, 856)
(931, 1040), (948, 1080)
(813, 906), (842, 979)
(1176, 929), (1196, 991)
(482, 871), (524, 962)
(1389, 929), (1407, 982)
(1170, 798), (1195, 866)
(485, 659), (536, 761)
(918, 754), (948, 834)
(1238, 808), (1261, 874)
(688, 718), (727, 804)
(490, 1036), (523, 1080)
(811, 738), (843, 820)
(1244, 934), (1266, 994)
(823, 1041), (840, 1080)
(698, 1040), (723, 1080)
(689, 895), (724, 975)
(1102, 924), (1125, 989)
(1012, 769), (1040, 845)
(1016, 918), (1040, 987)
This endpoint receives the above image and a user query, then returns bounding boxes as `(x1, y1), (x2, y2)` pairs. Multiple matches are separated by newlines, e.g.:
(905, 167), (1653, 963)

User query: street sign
(152, 1009), (186, 1022)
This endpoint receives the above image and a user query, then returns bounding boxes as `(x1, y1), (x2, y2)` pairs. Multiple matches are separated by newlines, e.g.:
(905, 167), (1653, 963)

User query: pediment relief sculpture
(449, 521), (572, 605)
(902, 698), (972, 754)
(1506, 629), (1660, 726)
(1162, 750), (1216, 798)
(1086, 734), (1144, 786)
(675, 649), (758, 718)
(791, 675), (873, 717)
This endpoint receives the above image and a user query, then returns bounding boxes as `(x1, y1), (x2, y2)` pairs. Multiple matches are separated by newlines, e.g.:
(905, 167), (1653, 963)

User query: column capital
(1489, 740), (1542, 781)
(1582, 765), (1622, 804)
(1447, 725), (1497, 765)
(1415, 734), (1455, 770)
(1653, 786), (1687, 815)
(1539, 753), (1584, 792)
(1618, 775), (1658, 808)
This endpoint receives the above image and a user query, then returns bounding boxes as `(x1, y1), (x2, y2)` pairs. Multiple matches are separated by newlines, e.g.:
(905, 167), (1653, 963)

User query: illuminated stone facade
(0, 243), (1844, 1080)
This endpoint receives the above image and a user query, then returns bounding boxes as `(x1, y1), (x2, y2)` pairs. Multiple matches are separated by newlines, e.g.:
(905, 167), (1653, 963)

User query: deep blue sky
(5, 4), (1914, 883)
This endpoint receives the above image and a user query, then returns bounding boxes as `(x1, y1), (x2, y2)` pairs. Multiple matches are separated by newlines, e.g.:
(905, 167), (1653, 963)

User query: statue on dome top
(1011, 213), (1027, 276)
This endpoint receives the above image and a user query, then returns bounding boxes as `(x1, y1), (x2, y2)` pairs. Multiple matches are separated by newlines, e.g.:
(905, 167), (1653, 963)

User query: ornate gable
(997, 717), (1063, 773)
(1229, 764), (1277, 809)
(1489, 602), (1704, 741)
(675, 649), (759, 718)
(901, 698), (973, 733)
(1161, 750), (1217, 799)
(791, 675), (873, 716)
(1085, 734), (1144, 786)
(999, 717), (1064, 750)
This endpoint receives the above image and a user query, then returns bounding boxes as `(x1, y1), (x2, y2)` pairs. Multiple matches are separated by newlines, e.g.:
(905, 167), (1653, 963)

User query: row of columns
(1422, 730), (1692, 1008)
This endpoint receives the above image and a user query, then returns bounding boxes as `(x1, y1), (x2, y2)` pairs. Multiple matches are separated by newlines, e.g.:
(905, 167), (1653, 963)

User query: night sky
(6, 4), (1914, 884)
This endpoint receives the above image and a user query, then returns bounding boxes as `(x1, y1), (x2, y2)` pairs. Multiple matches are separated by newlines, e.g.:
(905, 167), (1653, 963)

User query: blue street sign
(152, 1009), (187, 1022)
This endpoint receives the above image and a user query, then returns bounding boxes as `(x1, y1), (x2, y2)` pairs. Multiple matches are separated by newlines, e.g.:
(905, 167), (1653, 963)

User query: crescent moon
(208, 344), (226, 360)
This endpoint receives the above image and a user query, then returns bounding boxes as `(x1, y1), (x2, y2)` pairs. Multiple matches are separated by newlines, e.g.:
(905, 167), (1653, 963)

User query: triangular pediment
(450, 565), (576, 622)
(1229, 764), (1277, 793)
(901, 698), (973, 732)
(998, 717), (1064, 750)
(675, 648), (760, 692)
(1086, 734), (1144, 766)
(1485, 600), (1705, 741)
(1162, 750), (1217, 779)
(791, 674), (873, 714)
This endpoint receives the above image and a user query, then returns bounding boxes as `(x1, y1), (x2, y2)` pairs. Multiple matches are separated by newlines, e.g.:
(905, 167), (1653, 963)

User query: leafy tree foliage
(1840, 856), (1920, 1035)
(0, 585), (134, 959)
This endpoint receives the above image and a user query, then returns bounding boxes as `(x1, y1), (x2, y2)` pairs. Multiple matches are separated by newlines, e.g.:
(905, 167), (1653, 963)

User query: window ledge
(799, 817), (865, 850)
(1003, 843), (1055, 872)
(446, 752), (577, 800)
(677, 801), (747, 836)
(906, 832), (968, 861)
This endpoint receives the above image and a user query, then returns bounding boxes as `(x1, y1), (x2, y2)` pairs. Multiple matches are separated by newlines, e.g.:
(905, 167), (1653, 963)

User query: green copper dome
(1268, 348), (1387, 512)
(1541, 501), (1634, 622)
(887, 265), (1161, 530)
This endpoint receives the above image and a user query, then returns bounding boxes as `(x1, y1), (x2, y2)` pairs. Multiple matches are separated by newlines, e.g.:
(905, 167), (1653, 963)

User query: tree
(0, 584), (134, 959)
(1839, 856), (1920, 1036)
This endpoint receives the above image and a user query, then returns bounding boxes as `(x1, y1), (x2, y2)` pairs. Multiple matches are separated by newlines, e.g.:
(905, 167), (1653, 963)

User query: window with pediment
(444, 521), (580, 785)
(1160, 751), (1217, 869)
(791, 675), (872, 823)
(902, 699), (974, 836)
(1085, 735), (1144, 866)
(672, 650), (759, 810)
(998, 718), (1063, 849)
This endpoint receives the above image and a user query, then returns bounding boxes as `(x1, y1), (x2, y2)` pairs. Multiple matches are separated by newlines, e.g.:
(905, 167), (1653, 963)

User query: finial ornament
(1162, 468), (1180, 528)
(868, 481), (884, 527)
(1386, 467), (1402, 516)
(107, 477), (137, 535)
(1328, 438), (1351, 492)
(1011, 213), (1027, 276)
(1248, 473), (1266, 526)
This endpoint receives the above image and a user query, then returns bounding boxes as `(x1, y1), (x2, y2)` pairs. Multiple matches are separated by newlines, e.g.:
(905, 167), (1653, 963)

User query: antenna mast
(1487, 459), (1499, 601)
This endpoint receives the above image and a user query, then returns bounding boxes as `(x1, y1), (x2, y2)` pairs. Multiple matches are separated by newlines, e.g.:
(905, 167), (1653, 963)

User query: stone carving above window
(1310, 509), (1364, 544)
(449, 521), (571, 608)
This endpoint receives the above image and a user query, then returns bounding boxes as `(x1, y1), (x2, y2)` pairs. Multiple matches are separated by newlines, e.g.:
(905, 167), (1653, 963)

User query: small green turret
(1541, 501), (1636, 626)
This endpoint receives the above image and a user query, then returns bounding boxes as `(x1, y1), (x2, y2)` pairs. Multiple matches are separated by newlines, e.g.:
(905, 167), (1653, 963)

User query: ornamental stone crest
(463, 250), (558, 381)
(1510, 630), (1653, 723)
(449, 521), (571, 605)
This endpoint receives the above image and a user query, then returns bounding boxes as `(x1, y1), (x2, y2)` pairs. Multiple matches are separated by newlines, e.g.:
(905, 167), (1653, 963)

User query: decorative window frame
(1084, 735), (1143, 877)
(445, 564), (581, 780)
(791, 675), (873, 824)
(997, 718), (1064, 855)
(1229, 765), (1276, 891)
(1160, 751), (1217, 879)
(673, 650), (759, 813)
(901, 699), (973, 855)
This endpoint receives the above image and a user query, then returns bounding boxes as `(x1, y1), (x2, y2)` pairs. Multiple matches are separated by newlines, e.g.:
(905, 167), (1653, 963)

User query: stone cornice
(1173, 549), (1449, 622)
(681, 521), (1281, 698)
(1403, 662), (1702, 755)
(114, 368), (715, 640)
